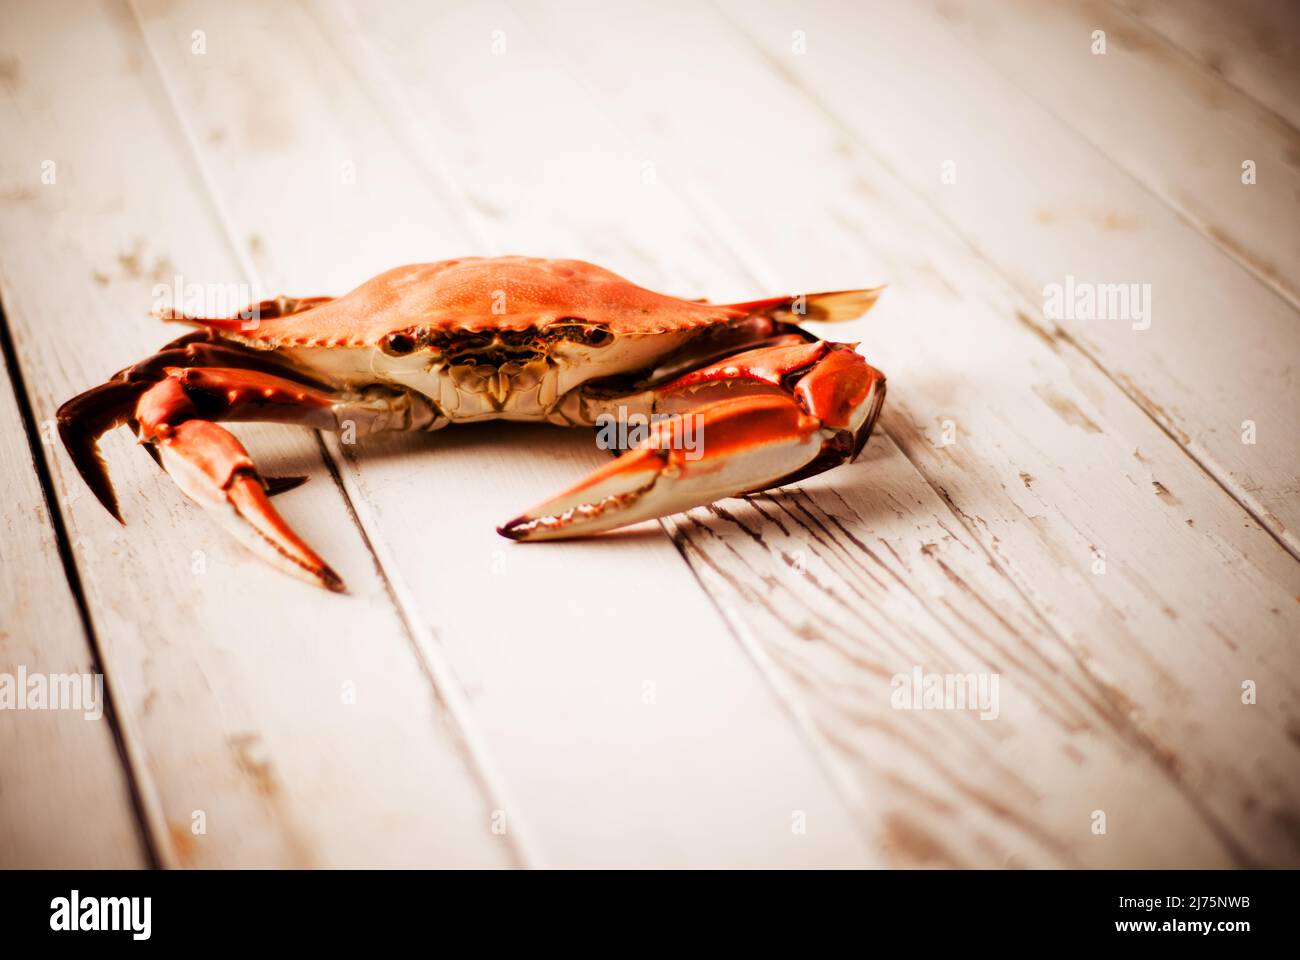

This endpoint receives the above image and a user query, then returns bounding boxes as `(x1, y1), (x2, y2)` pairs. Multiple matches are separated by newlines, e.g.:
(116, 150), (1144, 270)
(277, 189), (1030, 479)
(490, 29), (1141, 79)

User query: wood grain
(503, 0), (1300, 864)
(0, 329), (147, 867)
(1114, 0), (1300, 132)
(3, 0), (1298, 869)
(0, 0), (510, 868)
(303, 0), (1300, 864)
(927, 0), (1300, 311)
(721, 0), (1300, 561)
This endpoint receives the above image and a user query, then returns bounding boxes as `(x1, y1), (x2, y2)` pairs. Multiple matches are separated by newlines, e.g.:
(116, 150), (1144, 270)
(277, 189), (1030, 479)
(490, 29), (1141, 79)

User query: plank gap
(0, 295), (160, 869)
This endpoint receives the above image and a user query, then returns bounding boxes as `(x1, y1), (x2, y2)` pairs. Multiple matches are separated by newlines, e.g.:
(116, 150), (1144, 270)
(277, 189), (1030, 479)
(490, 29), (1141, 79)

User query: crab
(58, 257), (886, 592)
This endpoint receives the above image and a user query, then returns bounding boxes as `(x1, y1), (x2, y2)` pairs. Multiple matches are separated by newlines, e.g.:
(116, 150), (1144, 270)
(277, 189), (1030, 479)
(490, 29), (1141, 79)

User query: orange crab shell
(179, 257), (754, 348)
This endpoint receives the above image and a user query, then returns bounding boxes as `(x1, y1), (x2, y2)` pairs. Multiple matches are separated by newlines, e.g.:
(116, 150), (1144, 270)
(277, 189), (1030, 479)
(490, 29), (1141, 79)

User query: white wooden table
(2, 0), (1297, 868)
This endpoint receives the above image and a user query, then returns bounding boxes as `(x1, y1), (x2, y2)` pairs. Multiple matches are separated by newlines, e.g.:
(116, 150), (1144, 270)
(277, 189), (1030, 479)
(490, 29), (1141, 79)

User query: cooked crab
(58, 257), (886, 591)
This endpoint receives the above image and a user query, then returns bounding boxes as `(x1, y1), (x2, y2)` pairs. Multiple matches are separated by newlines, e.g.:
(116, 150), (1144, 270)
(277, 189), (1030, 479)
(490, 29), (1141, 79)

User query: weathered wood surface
(0, 324), (147, 868)
(721, 0), (1300, 564)
(1115, 0), (1300, 132)
(1, 0), (1297, 867)
(0, 0), (512, 868)
(504, 0), (1300, 865)
(933, 0), (1300, 310)
(304, 0), (1281, 867)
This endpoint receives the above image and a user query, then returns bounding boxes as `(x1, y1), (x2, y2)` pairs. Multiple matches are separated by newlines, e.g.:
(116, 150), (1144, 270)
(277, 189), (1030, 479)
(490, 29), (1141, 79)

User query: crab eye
(585, 328), (613, 347)
(381, 332), (416, 356)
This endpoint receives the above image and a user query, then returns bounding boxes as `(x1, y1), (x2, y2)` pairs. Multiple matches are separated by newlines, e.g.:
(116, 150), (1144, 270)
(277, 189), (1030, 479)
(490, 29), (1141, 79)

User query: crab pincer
(498, 342), (885, 540)
(60, 360), (347, 591)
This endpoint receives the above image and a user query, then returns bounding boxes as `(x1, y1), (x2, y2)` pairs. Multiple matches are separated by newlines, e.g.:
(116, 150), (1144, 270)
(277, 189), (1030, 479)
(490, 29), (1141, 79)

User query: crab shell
(185, 257), (880, 419)
(200, 257), (757, 345)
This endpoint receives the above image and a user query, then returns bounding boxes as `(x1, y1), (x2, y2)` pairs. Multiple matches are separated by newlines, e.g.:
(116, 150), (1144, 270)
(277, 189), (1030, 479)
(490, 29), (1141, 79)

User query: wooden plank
(317, 0), (1300, 865)
(496, 0), (1300, 864)
(0, 331), (147, 867)
(721, 0), (1300, 563)
(130, 0), (872, 867)
(928, 0), (1300, 310)
(0, 0), (509, 868)
(1115, 0), (1300, 132)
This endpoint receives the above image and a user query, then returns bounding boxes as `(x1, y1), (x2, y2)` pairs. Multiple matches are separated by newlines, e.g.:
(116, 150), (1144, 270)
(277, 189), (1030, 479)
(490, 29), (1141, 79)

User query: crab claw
(123, 372), (345, 592)
(153, 418), (344, 592)
(499, 342), (885, 542)
(57, 380), (153, 522)
(499, 395), (827, 541)
(61, 352), (348, 591)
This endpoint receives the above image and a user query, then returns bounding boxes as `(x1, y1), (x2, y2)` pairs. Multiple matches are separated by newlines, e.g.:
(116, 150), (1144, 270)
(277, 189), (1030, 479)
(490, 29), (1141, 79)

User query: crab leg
(498, 340), (885, 541)
(157, 293), (334, 332)
(124, 333), (346, 495)
(59, 351), (435, 592)
(59, 332), (339, 514)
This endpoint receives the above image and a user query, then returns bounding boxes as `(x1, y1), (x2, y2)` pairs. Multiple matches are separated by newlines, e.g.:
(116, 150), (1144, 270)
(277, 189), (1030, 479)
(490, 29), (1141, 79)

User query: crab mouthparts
(448, 355), (549, 406)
